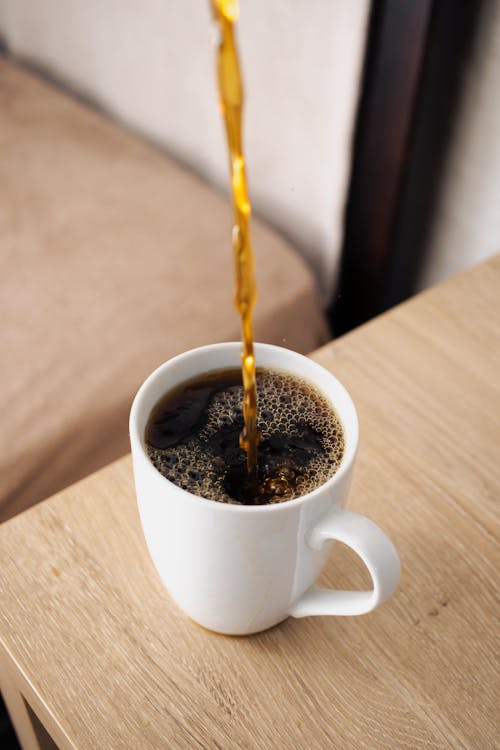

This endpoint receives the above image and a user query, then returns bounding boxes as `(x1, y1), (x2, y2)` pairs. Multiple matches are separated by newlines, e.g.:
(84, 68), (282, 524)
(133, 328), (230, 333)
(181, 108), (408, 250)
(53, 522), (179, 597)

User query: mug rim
(130, 342), (359, 514)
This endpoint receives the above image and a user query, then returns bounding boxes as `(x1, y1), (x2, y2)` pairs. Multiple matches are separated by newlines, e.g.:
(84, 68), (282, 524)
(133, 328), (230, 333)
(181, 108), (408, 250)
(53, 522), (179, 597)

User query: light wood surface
(1, 255), (499, 749)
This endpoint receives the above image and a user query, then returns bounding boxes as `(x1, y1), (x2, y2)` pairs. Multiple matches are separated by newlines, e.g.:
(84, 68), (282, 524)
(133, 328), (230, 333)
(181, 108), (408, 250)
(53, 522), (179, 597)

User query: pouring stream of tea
(211, 0), (260, 480)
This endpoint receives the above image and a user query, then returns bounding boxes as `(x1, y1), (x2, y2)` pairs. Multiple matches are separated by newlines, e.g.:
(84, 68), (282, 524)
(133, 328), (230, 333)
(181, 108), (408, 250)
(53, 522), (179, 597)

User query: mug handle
(289, 509), (401, 618)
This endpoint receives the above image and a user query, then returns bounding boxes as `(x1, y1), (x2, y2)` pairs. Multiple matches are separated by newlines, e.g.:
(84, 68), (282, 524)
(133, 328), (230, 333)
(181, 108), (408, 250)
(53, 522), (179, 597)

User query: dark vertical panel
(330, 0), (481, 335)
(331, 0), (433, 335)
(384, 0), (483, 307)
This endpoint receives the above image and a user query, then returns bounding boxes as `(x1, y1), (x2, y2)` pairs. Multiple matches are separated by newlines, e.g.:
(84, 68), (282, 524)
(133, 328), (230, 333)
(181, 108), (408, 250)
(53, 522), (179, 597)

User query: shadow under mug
(130, 343), (401, 635)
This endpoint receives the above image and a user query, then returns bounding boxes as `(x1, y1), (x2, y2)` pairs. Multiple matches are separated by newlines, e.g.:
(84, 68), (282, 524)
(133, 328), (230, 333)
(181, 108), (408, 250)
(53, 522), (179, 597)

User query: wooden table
(1, 256), (499, 750)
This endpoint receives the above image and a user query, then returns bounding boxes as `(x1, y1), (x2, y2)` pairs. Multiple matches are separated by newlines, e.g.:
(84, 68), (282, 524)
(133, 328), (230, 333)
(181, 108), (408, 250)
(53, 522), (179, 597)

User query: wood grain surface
(1, 255), (499, 749)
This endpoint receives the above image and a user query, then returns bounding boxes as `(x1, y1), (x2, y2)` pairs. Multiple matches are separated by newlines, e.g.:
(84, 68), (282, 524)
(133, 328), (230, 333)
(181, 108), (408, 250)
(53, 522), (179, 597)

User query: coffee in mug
(145, 367), (345, 505)
(130, 343), (401, 634)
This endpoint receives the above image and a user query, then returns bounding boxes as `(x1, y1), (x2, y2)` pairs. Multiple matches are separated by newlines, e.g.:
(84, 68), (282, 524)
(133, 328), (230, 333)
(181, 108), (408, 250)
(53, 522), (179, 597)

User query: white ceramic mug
(130, 343), (400, 635)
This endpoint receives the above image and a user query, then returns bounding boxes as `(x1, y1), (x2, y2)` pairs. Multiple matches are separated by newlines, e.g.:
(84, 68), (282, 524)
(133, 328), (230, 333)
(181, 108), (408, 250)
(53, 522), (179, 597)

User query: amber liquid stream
(211, 0), (260, 480)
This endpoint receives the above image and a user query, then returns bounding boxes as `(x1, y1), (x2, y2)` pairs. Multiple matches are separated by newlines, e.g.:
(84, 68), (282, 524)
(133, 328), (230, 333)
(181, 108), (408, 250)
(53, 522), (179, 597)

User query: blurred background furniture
(0, 59), (328, 522)
(0, 0), (371, 304)
(2, 0), (498, 333)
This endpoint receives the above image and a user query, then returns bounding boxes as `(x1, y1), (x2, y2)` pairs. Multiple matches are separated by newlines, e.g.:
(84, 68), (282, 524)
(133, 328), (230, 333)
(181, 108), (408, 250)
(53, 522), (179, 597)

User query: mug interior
(130, 342), (358, 511)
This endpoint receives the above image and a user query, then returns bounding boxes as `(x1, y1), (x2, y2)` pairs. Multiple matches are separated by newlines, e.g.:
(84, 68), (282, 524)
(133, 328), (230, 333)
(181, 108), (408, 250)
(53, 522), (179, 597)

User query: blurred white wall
(419, 0), (500, 289)
(0, 0), (370, 301)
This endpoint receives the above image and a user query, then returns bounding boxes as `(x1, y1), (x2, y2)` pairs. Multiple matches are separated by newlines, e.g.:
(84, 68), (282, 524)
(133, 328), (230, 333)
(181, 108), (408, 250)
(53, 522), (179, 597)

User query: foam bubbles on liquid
(146, 368), (345, 505)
